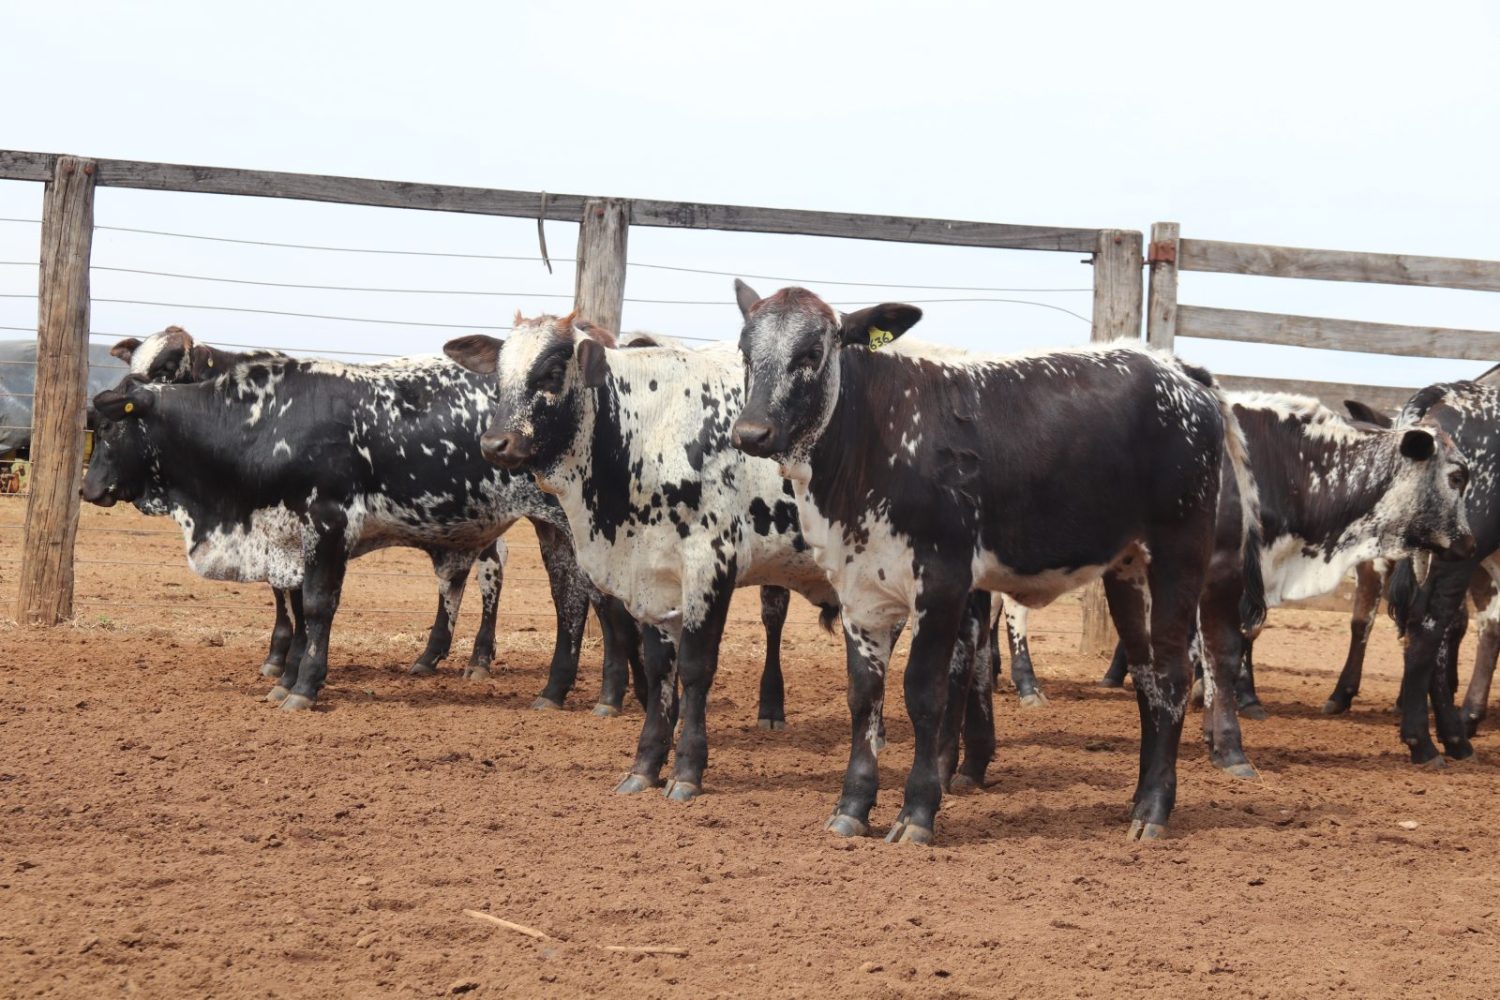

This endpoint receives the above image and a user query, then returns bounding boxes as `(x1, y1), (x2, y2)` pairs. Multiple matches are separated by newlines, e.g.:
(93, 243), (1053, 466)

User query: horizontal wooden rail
(1177, 304), (1500, 361)
(1216, 374), (1414, 415)
(1179, 238), (1500, 293)
(0, 149), (1100, 253)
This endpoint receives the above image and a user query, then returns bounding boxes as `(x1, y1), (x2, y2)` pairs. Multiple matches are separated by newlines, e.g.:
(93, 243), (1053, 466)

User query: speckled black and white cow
(730, 282), (1251, 843)
(106, 327), (500, 683)
(1377, 381), (1500, 764)
(80, 351), (614, 713)
(443, 315), (843, 802)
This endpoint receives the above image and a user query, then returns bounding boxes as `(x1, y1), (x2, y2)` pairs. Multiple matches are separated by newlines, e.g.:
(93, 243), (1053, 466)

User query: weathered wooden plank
(0, 150), (55, 183)
(1177, 304), (1500, 362)
(1089, 229), (1144, 343)
(1145, 221), (1179, 351)
(1179, 238), (1500, 293)
(0, 150), (1100, 252)
(1216, 375), (1414, 416)
(17, 157), (94, 625)
(574, 199), (630, 335)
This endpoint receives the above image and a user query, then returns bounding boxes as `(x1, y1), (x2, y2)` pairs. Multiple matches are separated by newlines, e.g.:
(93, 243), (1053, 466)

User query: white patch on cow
(171, 502), (304, 590)
(273, 439), (291, 458)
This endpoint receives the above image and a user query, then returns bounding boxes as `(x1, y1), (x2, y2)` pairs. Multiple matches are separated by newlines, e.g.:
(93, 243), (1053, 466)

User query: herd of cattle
(70, 283), (1500, 845)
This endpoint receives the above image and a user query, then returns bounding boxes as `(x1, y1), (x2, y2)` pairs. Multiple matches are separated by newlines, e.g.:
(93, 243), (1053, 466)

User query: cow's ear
(188, 344), (219, 380)
(1400, 428), (1437, 461)
(110, 337), (141, 363)
(838, 303), (923, 349)
(576, 337), (609, 388)
(1345, 399), (1393, 429)
(734, 279), (762, 319)
(93, 383), (155, 421)
(443, 335), (504, 375)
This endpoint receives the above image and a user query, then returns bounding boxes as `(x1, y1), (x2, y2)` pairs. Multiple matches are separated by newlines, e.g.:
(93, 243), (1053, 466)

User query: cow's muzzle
(731, 418), (779, 458)
(1439, 531), (1477, 561)
(80, 481), (117, 507)
(480, 430), (534, 469)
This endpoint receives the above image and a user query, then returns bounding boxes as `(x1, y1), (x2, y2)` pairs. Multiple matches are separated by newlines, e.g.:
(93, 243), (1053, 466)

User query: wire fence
(0, 211), (1090, 642)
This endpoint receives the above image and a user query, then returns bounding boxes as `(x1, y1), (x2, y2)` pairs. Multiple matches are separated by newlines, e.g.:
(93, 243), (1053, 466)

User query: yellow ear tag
(206, 357), (214, 367)
(123, 401), (134, 414)
(868, 327), (894, 350)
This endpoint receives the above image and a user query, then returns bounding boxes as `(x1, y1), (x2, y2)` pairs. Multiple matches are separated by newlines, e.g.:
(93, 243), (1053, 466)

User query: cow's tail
(819, 603), (840, 633)
(1184, 361), (1266, 637)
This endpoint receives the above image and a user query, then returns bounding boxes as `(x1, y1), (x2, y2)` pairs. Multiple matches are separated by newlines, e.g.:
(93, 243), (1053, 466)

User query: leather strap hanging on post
(536, 191), (553, 274)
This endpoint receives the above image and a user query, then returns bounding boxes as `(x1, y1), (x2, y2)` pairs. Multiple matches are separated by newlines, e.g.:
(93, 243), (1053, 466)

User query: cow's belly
(175, 505), (304, 590)
(735, 537), (838, 608)
(1261, 534), (1378, 605)
(794, 501), (917, 623)
(345, 494), (517, 555)
(573, 530), (686, 628)
(971, 543), (1139, 610)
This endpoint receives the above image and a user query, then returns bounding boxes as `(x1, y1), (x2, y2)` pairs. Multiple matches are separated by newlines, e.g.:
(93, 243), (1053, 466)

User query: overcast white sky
(1, 0), (1497, 388)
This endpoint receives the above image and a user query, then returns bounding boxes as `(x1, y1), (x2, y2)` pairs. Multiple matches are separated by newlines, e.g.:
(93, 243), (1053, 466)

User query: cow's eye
(538, 365), (566, 393)
(797, 345), (823, 370)
(1450, 467), (1469, 491)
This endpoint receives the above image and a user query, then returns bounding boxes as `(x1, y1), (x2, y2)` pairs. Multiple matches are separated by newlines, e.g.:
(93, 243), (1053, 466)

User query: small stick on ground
(601, 945), (689, 956)
(464, 910), (550, 940)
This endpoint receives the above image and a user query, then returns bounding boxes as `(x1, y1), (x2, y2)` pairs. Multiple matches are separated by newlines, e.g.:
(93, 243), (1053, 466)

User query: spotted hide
(732, 281), (1246, 844)
(443, 315), (841, 803)
(82, 349), (617, 713)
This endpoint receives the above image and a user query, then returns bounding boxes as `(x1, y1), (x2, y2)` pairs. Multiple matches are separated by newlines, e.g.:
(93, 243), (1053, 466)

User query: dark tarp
(0, 340), (130, 454)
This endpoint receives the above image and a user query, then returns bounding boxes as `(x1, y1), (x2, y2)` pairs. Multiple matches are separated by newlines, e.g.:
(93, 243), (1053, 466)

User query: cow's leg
(266, 590), (307, 703)
(1100, 641), (1129, 688)
(1003, 598), (1046, 708)
(592, 595), (641, 716)
(1324, 561), (1386, 715)
(464, 540), (505, 680)
(616, 626), (679, 793)
(278, 511), (349, 712)
(1432, 604), (1469, 753)
(1461, 566), (1500, 736)
(950, 592), (996, 793)
(885, 582), (970, 845)
(1234, 638), (1267, 720)
(1397, 559), (1475, 764)
(1125, 529), (1204, 840)
(530, 519), (590, 711)
(410, 548), (475, 676)
(1199, 576), (1256, 779)
(756, 586), (790, 731)
(260, 587), (295, 679)
(825, 615), (900, 838)
(662, 569), (737, 802)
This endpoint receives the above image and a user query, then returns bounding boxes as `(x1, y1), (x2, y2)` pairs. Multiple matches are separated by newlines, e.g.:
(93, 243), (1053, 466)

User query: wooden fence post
(574, 198), (630, 333)
(1146, 221), (1180, 351)
(1079, 229), (1143, 655)
(573, 198), (629, 642)
(16, 156), (96, 625)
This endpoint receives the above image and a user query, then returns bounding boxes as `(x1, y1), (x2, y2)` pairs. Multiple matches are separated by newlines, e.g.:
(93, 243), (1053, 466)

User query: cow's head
(81, 377), (161, 510)
(111, 326), (197, 383)
(1379, 424), (1475, 560)
(444, 311), (613, 473)
(730, 280), (921, 462)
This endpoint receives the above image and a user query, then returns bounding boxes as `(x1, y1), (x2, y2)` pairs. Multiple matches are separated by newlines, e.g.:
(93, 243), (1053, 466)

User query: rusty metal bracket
(1147, 239), (1176, 265)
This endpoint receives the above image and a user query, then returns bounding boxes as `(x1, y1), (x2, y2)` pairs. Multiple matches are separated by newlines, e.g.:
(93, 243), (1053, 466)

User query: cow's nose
(732, 419), (775, 455)
(480, 431), (524, 468)
(1451, 533), (1477, 560)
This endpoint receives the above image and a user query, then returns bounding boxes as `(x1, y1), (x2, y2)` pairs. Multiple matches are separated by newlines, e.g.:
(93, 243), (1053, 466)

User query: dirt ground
(2, 502), (1498, 999)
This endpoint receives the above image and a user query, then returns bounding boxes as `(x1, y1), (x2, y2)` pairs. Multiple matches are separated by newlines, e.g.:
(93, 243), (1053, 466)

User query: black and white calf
(444, 315), (842, 802)
(81, 351), (612, 712)
(108, 327), (505, 683)
(731, 282), (1249, 843)
(1182, 393), (1473, 776)
(1382, 381), (1500, 764)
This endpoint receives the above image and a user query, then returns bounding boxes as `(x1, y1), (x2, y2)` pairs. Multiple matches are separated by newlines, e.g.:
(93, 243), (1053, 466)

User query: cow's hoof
(825, 814), (868, 838)
(662, 779), (700, 803)
(1240, 703), (1269, 721)
(1444, 738), (1475, 761)
(874, 735), (888, 752)
(279, 693), (316, 712)
(408, 662), (437, 677)
(1322, 697), (1352, 716)
(1097, 676), (1124, 689)
(1222, 762), (1259, 780)
(615, 773), (658, 794)
(1018, 691), (1049, 709)
(1189, 678), (1205, 708)
(883, 820), (933, 845)
(948, 773), (983, 795)
(463, 666), (493, 681)
(1420, 754), (1448, 770)
(259, 661), (284, 679)
(1464, 716), (1484, 739)
(757, 718), (786, 731)
(266, 686), (290, 705)
(1126, 819), (1166, 841)
(592, 703), (620, 718)
(531, 697), (563, 711)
